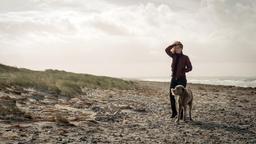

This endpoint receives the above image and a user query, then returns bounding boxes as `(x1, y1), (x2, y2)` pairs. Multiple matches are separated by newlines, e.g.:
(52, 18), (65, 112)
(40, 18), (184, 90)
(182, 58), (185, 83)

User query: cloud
(0, 0), (255, 77)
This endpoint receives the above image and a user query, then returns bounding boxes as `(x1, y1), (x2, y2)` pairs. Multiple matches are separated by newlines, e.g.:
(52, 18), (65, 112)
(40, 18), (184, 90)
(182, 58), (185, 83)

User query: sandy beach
(0, 80), (255, 143)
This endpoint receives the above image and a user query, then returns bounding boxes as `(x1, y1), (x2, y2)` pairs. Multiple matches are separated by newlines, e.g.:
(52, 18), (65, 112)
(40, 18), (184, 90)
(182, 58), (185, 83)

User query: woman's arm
(165, 43), (176, 58)
(185, 56), (192, 72)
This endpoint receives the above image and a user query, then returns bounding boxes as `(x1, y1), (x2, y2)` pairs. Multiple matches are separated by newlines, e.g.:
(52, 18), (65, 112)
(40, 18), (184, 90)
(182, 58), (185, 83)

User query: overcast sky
(0, 0), (256, 78)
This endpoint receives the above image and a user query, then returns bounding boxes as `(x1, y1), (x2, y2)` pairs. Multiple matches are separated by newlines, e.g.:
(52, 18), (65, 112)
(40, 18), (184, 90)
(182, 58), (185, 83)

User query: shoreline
(122, 75), (256, 88)
(132, 79), (256, 90)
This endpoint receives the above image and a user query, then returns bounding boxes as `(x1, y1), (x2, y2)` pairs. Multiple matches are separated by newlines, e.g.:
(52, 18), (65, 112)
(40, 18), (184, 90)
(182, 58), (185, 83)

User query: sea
(130, 76), (256, 88)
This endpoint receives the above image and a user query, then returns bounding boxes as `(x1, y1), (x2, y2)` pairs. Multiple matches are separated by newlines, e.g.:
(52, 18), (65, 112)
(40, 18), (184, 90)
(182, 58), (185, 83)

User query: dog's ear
(171, 89), (175, 95)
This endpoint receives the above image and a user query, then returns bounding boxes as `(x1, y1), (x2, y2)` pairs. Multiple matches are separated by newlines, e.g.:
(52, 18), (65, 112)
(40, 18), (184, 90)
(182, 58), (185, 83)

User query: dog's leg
(183, 105), (187, 122)
(188, 102), (193, 121)
(175, 105), (182, 124)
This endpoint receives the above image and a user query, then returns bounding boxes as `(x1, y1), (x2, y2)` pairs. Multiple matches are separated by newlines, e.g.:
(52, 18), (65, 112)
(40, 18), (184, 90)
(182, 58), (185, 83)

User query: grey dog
(171, 85), (193, 123)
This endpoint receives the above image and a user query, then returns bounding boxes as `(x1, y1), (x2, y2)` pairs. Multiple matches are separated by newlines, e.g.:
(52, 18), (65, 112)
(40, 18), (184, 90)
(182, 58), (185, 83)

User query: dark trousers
(169, 77), (187, 117)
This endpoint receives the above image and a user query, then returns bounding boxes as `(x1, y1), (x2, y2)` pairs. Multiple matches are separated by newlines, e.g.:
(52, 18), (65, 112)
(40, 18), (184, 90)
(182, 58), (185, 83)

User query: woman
(165, 41), (193, 118)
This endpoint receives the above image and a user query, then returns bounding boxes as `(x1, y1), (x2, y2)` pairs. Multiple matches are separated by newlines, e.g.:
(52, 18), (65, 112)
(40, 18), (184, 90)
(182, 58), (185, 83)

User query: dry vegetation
(0, 63), (136, 96)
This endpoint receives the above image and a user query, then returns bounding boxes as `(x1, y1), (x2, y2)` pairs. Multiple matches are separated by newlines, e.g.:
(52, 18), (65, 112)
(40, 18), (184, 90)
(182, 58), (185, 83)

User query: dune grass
(0, 64), (136, 96)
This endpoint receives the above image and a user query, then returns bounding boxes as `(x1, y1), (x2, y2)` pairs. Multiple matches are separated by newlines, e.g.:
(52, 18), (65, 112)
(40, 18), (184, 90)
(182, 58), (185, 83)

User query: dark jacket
(165, 44), (192, 79)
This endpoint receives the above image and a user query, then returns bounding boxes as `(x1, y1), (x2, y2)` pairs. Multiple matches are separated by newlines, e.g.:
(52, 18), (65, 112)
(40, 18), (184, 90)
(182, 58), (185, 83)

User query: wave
(136, 77), (256, 88)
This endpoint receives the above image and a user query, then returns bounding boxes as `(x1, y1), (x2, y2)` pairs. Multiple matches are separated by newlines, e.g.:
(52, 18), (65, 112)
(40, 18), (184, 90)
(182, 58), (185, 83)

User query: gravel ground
(0, 80), (255, 144)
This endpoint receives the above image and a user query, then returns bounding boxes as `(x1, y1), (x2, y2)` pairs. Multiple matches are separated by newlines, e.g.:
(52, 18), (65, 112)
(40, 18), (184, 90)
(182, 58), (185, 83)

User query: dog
(171, 85), (193, 123)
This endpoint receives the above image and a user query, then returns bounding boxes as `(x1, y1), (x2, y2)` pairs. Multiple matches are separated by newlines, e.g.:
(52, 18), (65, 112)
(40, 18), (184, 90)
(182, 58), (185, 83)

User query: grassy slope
(0, 63), (136, 96)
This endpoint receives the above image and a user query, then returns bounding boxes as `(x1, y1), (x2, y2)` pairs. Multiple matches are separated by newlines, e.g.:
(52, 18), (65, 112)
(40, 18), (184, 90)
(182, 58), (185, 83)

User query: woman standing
(165, 41), (193, 118)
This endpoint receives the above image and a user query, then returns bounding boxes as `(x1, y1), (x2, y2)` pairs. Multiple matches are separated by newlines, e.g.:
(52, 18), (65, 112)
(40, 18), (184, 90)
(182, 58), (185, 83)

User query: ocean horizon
(125, 76), (256, 88)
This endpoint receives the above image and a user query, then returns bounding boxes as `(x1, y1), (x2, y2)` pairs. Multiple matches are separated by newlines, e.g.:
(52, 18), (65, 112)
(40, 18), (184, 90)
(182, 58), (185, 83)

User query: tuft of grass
(0, 63), (136, 96)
